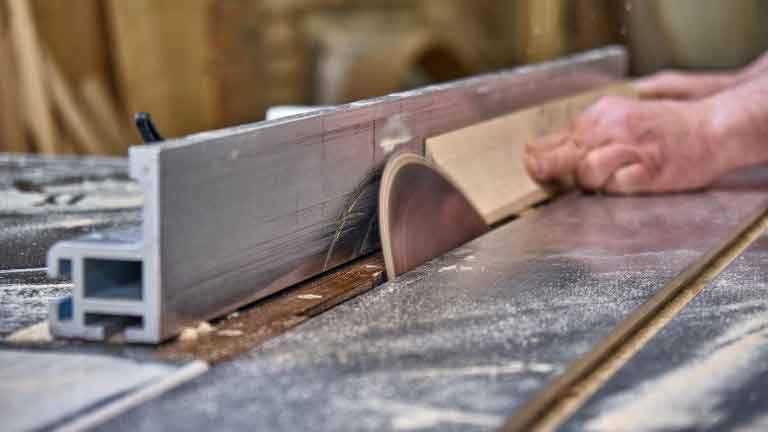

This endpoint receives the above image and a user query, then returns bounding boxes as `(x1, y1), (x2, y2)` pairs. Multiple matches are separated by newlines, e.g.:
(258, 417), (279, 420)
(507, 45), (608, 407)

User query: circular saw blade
(379, 153), (489, 280)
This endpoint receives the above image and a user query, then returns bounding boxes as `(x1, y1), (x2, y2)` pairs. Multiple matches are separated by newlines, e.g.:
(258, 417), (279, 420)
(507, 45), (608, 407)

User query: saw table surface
(3, 154), (768, 431)
(564, 232), (768, 431)
(105, 190), (766, 430)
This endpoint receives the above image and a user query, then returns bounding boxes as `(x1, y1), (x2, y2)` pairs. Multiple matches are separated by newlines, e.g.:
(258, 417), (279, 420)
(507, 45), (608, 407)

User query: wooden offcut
(426, 83), (636, 225)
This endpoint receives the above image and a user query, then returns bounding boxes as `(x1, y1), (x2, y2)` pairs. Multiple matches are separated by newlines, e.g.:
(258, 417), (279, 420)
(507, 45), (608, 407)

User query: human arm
(524, 73), (768, 194)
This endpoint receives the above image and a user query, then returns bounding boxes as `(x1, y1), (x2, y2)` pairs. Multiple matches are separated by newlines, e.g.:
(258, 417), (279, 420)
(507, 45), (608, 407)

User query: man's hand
(524, 97), (724, 195)
(524, 52), (768, 195)
(635, 71), (735, 100)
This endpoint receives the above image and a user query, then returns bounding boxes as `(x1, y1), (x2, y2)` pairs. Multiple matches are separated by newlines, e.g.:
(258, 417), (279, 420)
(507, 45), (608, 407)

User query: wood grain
(158, 254), (386, 364)
(80, 77), (132, 152)
(7, 0), (57, 154)
(32, 0), (111, 89)
(426, 82), (636, 225)
(107, 0), (214, 138)
(46, 57), (109, 155)
(0, 6), (26, 153)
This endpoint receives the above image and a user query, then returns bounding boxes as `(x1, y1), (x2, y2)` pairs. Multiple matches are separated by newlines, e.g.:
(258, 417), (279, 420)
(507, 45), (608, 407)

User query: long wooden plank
(107, 0), (213, 138)
(426, 82), (636, 225)
(46, 56), (110, 155)
(7, 0), (58, 154)
(0, 7), (26, 153)
(32, 0), (110, 87)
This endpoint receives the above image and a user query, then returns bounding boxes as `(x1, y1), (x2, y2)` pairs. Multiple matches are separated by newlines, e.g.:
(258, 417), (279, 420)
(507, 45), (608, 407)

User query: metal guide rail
(45, 46), (628, 343)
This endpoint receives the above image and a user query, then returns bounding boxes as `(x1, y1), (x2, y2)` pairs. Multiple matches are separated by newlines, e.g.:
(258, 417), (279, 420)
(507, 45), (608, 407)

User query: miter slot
(83, 258), (143, 300)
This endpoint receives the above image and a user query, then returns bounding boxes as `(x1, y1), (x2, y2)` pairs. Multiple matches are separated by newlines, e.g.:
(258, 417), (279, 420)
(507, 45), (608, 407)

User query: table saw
(4, 46), (768, 431)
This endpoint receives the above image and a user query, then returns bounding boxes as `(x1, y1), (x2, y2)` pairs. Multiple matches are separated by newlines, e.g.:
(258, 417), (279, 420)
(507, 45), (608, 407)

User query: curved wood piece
(379, 153), (489, 280)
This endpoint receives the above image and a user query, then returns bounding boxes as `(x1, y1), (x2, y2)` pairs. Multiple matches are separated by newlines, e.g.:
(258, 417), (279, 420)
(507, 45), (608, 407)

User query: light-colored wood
(7, 0), (58, 154)
(46, 56), (109, 155)
(426, 83), (636, 225)
(32, 0), (111, 88)
(0, 6), (26, 153)
(80, 77), (132, 153)
(107, 0), (214, 138)
(379, 153), (488, 280)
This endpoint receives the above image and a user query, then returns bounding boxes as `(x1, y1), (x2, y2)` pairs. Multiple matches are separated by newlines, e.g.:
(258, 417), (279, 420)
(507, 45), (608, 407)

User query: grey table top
(0, 154), (196, 432)
(563, 234), (768, 432)
(0, 154), (141, 336)
(102, 190), (767, 432)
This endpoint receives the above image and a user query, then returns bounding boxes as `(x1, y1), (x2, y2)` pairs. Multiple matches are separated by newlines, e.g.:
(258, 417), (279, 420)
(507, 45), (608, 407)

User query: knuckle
(591, 96), (623, 112)
(577, 153), (606, 190)
(653, 70), (682, 82)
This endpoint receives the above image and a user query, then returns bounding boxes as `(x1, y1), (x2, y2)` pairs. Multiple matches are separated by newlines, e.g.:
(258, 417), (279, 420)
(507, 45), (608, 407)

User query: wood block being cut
(426, 83), (636, 225)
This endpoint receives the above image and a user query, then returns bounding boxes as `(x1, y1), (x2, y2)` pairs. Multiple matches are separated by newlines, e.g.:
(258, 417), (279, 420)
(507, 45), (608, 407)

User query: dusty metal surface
(0, 268), (68, 337)
(100, 189), (766, 431)
(562, 233), (768, 431)
(0, 349), (179, 432)
(45, 47), (628, 343)
(0, 154), (140, 337)
(0, 155), (207, 432)
(0, 154), (140, 271)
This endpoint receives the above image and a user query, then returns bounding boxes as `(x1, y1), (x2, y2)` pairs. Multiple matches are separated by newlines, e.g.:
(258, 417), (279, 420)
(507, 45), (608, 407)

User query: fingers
(634, 72), (689, 99)
(634, 71), (736, 100)
(525, 138), (582, 183)
(576, 145), (642, 191)
(604, 164), (653, 195)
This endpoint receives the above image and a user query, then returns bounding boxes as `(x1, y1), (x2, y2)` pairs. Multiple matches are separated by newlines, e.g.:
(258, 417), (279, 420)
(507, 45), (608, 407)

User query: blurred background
(0, 0), (766, 156)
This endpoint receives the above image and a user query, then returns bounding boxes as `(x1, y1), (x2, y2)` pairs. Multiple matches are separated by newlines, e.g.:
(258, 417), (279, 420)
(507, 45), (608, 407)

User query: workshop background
(0, 0), (766, 156)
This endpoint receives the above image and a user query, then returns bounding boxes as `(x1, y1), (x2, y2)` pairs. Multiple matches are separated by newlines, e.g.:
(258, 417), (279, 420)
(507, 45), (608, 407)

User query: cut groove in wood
(157, 254), (386, 364)
(426, 83), (636, 225)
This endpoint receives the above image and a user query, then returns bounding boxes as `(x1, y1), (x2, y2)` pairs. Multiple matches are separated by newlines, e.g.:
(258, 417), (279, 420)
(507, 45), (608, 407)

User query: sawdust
(377, 114), (413, 155)
(217, 329), (243, 337)
(5, 321), (51, 343)
(396, 361), (557, 380)
(297, 294), (323, 300)
(365, 399), (501, 430)
(177, 322), (214, 342)
(583, 313), (768, 431)
(178, 328), (199, 342)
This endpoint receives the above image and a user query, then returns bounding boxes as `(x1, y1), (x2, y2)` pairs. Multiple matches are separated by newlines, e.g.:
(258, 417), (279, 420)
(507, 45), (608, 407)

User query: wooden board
(379, 154), (488, 280)
(426, 83), (636, 225)
(7, 0), (58, 154)
(0, 6), (26, 153)
(107, 0), (213, 138)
